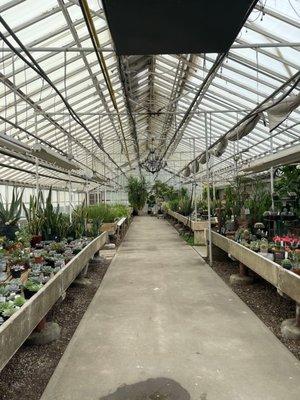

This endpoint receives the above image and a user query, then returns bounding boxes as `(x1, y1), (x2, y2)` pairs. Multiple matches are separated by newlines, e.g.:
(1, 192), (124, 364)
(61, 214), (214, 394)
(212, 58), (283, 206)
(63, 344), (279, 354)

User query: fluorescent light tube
(31, 145), (80, 171)
(0, 133), (29, 155)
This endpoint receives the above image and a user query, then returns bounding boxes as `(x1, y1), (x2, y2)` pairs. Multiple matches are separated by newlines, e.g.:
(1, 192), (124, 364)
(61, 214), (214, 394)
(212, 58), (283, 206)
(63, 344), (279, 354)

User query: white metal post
(35, 158), (39, 196)
(205, 113), (213, 266)
(193, 138), (197, 221)
(68, 172), (72, 222)
(270, 137), (274, 211)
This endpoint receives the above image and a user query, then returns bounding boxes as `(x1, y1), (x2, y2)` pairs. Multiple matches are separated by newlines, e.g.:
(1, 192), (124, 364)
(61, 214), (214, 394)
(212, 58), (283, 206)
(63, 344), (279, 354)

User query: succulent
(41, 265), (53, 276)
(0, 285), (9, 297)
(13, 295), (26, 307)
(0, 301), (17, 318)
(2, 304), (18, 318)
(23, 279), (43, 293)
(281, 259), (293, 270)
(250, 241), (259, 252)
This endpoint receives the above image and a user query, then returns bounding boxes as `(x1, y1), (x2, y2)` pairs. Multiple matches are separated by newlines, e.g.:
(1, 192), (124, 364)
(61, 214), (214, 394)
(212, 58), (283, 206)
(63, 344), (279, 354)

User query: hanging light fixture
(30, 144), (80, 171)
(0, 133), (29, 155)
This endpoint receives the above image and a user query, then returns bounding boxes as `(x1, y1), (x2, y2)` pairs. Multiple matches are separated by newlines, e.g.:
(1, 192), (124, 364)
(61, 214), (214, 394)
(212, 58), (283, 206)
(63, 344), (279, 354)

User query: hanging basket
(226, 113), (261, 141)
(212, 137), (228, 157)
(199, 153), (208, 164)
(183, 166), (191, 177)
(191, 159), (199, 174)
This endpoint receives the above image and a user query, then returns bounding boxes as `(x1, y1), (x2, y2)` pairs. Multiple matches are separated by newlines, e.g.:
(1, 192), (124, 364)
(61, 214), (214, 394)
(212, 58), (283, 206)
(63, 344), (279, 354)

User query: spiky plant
(23, 191), (44, 236)
(0, 188), (23, 226)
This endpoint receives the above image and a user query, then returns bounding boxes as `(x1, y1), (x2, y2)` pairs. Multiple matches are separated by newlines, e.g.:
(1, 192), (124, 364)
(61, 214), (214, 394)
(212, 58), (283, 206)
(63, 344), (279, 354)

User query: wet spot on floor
(99, 377), (190, 400)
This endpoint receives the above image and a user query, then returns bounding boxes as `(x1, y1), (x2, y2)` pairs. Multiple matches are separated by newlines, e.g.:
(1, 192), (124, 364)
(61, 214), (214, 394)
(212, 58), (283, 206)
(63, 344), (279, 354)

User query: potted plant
(260, 239), (269, 254)
(0, 189), (23, 240)
(126, 176), (148, 215)
(281, 259), (293, 270)
(23, 279), (43, 299)
(13, 295), (26, 307)
(10, 264), (25, 278)
(0, 302), (18, 320)
(41, 265), (54, 277)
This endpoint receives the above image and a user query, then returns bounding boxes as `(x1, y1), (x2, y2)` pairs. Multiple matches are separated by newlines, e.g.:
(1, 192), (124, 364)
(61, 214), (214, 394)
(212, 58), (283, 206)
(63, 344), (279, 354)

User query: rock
(71, 277), (92, 288)
(26, 322), (61, 346)
(104, 243), (116, 250)
(281, 319), (300, 340)
(229, 273), (254, 286)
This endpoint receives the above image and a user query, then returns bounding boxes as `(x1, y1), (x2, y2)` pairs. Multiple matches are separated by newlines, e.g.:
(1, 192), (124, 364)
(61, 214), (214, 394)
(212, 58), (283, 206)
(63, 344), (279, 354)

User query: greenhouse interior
(0, 0), (300, 399)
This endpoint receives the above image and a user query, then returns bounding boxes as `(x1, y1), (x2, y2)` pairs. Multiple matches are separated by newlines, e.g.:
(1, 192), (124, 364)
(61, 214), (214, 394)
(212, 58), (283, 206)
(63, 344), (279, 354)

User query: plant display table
(167, 210), (208, 245)
(210, 231), (300, 339)
(0, 232), (107, 372)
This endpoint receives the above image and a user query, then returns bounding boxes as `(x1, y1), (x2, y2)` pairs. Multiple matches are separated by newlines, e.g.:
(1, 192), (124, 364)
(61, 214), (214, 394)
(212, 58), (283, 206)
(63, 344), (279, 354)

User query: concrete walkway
(41, 217), (300, 400)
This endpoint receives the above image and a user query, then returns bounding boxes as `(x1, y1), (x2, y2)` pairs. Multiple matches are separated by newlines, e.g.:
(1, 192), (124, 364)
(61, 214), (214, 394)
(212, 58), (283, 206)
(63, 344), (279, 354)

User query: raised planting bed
(210, 231), (300, 339)
(167, 210), (208, 245)
(211, 231), (300, 302)
(0, 232), (107, 372)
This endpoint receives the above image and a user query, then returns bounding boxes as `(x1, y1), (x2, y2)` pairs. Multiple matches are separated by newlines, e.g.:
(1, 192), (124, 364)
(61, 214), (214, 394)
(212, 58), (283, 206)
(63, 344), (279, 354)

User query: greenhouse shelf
(0, 232), (108, 372)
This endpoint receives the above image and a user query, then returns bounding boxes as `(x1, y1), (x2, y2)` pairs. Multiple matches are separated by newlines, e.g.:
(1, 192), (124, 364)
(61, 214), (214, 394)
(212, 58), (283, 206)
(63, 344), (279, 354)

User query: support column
(193, 230), (205, 246)
(205, 113), (212, 266)
(73, 264), (91, 287)
(281, 302), (300, 340)
(89, 250), (105, 267)
(230, 262), (254, 286)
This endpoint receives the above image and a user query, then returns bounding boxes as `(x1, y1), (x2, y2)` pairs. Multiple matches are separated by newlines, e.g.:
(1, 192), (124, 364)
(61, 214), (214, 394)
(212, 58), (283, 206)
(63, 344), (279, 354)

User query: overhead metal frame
(0, 0), (299, 190)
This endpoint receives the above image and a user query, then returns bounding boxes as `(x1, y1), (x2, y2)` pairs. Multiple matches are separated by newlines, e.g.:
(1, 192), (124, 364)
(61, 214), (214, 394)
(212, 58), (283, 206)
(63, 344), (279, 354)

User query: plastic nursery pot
(30, 235), (43, 248)
(44, 258), (55, 267)
(23, 288), (36, 300)
(10, 269), (22, 279)
(0, 225), (18, 241)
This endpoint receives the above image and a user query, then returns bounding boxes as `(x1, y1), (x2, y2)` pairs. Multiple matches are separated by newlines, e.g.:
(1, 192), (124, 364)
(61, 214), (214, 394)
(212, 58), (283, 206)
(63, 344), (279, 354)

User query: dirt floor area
(168, 216), (299, 361)
(211, 259), (300, 360)
(0, 257), (110, 400)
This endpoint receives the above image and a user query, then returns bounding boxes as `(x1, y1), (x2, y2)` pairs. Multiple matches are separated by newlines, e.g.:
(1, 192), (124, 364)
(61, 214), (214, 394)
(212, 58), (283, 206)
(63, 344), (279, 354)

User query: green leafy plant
(244, 179), (272, 225)
(0, 285), (9, 297)
(23, 191), (44, 236)
(166, 187), (192, 216)
(69, 202), (87, 239)
(13, 296), (26, 307)
(126, 176), (148, 213)
(0, 189), (23, 240)
(1, 303), (18, 318)
(15, 225), (32, 248)
(23, 279), (43, 293)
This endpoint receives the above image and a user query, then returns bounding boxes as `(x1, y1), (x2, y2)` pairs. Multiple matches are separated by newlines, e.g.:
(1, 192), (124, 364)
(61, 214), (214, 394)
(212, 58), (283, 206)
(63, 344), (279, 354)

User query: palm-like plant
(126, 176), (148, 213)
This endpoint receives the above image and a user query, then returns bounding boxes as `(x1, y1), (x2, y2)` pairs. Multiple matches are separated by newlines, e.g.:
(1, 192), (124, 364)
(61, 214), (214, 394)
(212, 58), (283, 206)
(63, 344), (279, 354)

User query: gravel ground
(0, 258), (110, 400)
(211, 259), (300, 360)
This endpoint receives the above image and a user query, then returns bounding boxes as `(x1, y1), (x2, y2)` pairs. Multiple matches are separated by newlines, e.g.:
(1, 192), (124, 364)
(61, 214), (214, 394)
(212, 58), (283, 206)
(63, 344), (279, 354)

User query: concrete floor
(41, 217), (300, 400)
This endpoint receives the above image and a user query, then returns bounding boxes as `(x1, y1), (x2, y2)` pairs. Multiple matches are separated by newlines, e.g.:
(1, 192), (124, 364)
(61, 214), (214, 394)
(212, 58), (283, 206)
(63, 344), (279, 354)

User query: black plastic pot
(44, 258), (55, 267)
(0, 225), (18, 240)
(10, 269), (22, 278)
(23, 288), (36, 299)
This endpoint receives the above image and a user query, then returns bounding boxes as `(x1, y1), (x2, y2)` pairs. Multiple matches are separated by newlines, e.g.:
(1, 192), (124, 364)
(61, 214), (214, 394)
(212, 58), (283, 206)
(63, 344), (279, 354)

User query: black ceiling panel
(102, 0), (258, 55)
